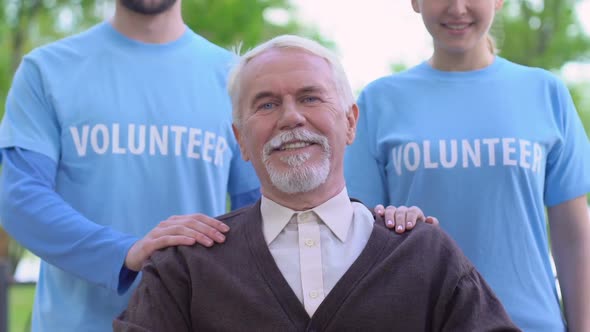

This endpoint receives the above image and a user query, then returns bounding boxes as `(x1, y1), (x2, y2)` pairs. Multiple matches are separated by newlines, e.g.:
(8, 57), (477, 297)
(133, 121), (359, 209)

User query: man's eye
(302, 96), (319, 103)
(258, 103), (276, 110)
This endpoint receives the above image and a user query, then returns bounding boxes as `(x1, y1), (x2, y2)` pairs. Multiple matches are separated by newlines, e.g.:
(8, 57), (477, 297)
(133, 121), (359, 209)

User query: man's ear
(232, 123), (250, 162)
(411, 0), (421, 13)
(345, 104), (359, 145)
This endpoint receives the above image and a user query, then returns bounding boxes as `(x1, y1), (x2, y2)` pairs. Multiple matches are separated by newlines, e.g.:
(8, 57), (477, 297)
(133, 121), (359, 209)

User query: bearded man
(113, 35), (519, 332)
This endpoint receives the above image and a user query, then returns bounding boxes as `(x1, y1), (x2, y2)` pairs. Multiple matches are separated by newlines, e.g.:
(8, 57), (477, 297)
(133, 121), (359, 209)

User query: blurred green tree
(496, 0), (590, 70)
(182, 0), (332, 50)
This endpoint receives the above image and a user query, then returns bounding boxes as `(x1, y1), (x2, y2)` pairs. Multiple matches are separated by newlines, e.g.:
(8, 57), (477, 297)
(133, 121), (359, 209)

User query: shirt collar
(261, 187), (354, 245)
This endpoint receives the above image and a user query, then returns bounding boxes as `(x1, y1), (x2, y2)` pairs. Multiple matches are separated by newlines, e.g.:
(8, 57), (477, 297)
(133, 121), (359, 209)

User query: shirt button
(305, 239), (315, 247)
(309, 291), (319, 299)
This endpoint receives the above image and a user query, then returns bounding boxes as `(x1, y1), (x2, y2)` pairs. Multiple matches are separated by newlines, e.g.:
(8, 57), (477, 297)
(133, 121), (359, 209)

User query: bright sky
(291, 0), (590, 91)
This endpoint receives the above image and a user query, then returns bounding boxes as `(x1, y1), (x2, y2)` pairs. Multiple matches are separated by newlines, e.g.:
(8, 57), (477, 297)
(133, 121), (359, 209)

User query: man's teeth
(446, 24), (469, 30)
(279, 142), (311, 151)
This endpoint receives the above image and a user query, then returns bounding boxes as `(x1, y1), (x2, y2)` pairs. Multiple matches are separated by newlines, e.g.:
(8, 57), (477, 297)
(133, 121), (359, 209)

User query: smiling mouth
(275, 141), (315, 152)
(442, 23), (473, 30)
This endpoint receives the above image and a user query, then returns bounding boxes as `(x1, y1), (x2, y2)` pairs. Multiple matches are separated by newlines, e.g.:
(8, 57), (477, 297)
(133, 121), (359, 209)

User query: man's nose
(277, 100), (306, 130)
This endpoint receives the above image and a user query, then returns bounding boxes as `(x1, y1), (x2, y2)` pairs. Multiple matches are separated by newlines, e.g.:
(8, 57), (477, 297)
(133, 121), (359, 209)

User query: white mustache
(262, 129), (329, 158)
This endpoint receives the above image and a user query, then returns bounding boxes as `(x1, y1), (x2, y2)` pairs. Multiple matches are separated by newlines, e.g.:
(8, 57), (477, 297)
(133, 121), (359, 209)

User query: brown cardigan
(114, 200), (520, 332)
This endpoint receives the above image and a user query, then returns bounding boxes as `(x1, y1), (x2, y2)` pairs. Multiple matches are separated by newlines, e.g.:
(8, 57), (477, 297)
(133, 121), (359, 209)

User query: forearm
(556, 245), (590, 332)
(548, 196), (590, 332)
(0, 148), (138, 291)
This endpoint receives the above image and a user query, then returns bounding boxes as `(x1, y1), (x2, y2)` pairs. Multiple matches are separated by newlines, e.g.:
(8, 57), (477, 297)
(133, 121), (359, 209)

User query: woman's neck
(429, 45), (495, 72)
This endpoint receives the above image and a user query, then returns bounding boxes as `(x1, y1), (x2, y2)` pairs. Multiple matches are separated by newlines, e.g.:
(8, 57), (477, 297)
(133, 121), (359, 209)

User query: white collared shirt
(261, 187), (374, 316)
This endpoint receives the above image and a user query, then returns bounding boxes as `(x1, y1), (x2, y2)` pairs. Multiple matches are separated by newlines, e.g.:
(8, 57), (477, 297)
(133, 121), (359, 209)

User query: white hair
(227, 35), (355, 127)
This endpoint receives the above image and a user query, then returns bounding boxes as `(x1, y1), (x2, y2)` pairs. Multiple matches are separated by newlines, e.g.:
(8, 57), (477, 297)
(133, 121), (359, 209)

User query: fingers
(404, 206), (425, 231)
(383, 205), (412, 232)
(126, 233), (199, 271)
(124, 214), (232, 271)
(147, 234), (199, 251)
(374, 204), (385, 216)
(382, 205), (429, 234)
(168, 225), (217, 247)
(166, 213), (230, 233)
(425, 216), (440, 226)
(186, 215), (228, 244)
(187, 213), (230, 233)
(394, 206), (407, 233)
(164, 214), (230, 244)
(383, 205), (397, 229)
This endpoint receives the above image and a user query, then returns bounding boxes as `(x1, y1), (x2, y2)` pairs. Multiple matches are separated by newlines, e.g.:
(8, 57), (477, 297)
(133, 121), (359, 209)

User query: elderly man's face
(234, 48), (357, 200)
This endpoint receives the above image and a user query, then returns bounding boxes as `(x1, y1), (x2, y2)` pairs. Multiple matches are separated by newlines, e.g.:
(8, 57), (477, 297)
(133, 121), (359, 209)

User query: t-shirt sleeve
(344, 88), (389, 208)
(0, 147), (138, 293)
(544, 78), (590, 206)
(0, 56), (61, 162)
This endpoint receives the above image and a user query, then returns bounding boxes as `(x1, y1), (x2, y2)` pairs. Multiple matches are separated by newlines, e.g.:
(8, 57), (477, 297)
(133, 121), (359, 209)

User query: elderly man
(113, 35), (519, 331)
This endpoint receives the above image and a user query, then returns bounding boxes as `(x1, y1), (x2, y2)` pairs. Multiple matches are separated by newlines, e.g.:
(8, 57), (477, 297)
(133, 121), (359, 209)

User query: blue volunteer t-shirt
(0, 22), (259, 332)
(345, 57), (590, 332)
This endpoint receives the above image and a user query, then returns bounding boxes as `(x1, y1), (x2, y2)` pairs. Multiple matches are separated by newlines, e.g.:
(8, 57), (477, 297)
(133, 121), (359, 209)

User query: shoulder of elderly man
(115, 201), (517, 331)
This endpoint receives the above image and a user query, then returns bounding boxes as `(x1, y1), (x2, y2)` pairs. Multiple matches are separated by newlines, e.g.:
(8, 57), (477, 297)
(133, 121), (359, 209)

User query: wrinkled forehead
(239, 48), (335, 97)
(243, 49), (332, 81)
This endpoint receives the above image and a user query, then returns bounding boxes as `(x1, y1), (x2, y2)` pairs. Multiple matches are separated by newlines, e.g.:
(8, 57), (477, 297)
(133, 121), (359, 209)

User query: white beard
(262, 129), (331, 194)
